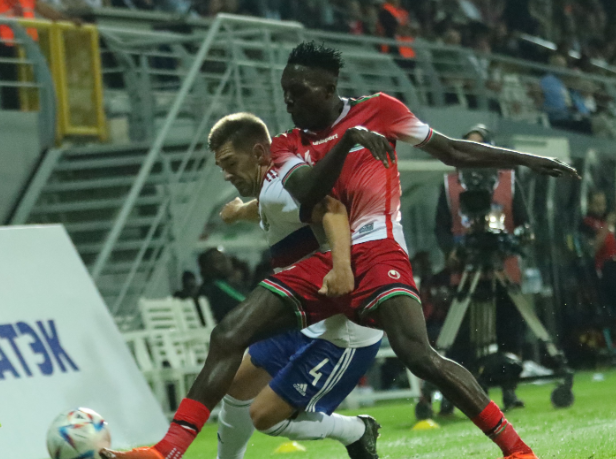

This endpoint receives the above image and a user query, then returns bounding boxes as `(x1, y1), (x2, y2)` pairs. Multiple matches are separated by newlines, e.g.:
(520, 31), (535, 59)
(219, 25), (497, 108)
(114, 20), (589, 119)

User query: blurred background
(3, 0), (616, 417)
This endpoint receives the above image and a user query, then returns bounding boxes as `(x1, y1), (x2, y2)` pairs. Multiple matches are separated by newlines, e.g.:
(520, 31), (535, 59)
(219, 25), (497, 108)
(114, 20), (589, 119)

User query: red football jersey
(583, 215), (616, 271)
(271, 92), (432, 250)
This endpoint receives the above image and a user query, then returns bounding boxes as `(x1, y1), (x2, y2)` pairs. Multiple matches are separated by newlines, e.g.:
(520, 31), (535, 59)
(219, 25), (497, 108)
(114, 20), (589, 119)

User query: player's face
(281, 65), (336, 131)
(589, 193), (607, 216)
(466, 132), (485, 143)
(215, 142), (261, 197)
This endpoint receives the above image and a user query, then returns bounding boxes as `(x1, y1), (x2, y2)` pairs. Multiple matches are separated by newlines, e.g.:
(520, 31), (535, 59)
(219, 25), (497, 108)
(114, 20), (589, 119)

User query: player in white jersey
(212, 113), (384, 459)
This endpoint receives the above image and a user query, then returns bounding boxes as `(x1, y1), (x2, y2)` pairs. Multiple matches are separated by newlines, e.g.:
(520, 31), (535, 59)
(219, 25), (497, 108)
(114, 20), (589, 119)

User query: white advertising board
(0, 225), (168, 459)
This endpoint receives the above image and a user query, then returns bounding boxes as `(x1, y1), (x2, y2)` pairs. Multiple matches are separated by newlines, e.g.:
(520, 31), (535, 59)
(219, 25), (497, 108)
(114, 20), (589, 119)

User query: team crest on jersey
(299, 150), (315, 166)
(388, 270), (400, 280)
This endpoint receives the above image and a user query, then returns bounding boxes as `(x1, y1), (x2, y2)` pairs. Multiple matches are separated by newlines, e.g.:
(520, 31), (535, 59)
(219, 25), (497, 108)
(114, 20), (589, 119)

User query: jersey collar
(332, 97), (351, 127)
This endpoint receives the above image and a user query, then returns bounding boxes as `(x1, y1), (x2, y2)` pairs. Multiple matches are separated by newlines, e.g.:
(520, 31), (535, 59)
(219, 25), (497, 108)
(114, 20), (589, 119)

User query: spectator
(581, 190), (616, 316)
(0, 0), (78, 110)
(490, 21), (519, 57)
(173, 271), (199, 300)
(346, 0), (364, 35)
(207, 0), (239, 16)
(228, 256), (250, 294)
(361, 2), (380, 36)
(502, 0), (540, 35)
(540, 54), (592, 134)
(377, 0), (416, 59)
(251, 249), (272, 289)
(197, 248), (245, 323)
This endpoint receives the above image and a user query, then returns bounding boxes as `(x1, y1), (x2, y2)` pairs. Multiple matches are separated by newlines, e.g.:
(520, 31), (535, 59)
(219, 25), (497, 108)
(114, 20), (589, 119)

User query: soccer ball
(46, 407), (111, 459)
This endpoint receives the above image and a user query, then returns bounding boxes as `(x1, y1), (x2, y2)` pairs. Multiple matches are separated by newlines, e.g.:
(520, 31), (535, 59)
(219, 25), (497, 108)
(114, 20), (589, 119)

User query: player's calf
(375, 296), (536, 457)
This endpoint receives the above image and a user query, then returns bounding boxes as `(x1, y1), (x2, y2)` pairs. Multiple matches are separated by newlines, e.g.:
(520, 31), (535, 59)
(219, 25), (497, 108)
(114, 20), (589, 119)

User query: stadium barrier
(5, 18), (106, 142)
(0, 225), (167, 459)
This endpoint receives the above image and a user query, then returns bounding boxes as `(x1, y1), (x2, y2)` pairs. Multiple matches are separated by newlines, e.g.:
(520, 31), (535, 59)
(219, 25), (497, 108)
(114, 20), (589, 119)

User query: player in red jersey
(101, 43), (578, 459)
(264, 42), (578, 459)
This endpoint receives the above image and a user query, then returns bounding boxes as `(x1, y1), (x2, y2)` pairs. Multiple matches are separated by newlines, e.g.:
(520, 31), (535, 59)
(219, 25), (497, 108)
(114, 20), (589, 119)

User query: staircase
(12, 142), (214, 320)
(10, 14), (428, 327)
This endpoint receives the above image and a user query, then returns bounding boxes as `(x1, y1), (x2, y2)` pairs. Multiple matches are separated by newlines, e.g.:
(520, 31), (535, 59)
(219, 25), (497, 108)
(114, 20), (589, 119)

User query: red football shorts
(259, 239), (421, 328)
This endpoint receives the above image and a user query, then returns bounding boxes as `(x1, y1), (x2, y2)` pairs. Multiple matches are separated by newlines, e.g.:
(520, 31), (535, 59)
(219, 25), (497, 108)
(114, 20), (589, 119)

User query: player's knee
(406, 350), (441, 379)
(390, 336), (439, 378)
(249, 404), (277, 432)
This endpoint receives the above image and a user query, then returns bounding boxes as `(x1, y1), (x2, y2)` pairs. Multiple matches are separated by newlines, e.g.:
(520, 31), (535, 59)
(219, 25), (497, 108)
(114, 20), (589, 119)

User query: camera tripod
(415, 263), (574, 420)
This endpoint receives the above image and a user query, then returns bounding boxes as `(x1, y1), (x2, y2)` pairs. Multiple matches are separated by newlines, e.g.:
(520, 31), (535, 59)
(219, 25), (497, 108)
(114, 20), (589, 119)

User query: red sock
(154, 398), (210, 459)
(472, 401), (533, 456)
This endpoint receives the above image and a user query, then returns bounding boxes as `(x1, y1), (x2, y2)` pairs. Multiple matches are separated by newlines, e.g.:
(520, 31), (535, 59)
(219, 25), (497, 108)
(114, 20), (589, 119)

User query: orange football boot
(500, 453), (539, 459)
(99, 447), (164, 459)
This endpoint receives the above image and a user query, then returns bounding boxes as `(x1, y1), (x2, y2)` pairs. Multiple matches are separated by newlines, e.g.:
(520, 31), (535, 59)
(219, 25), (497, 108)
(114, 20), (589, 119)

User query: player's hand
(343, 126), (396, 168)
(220, 197), (244, 224)
(319, 266), (354, 297)
(524, 156), (580, 179)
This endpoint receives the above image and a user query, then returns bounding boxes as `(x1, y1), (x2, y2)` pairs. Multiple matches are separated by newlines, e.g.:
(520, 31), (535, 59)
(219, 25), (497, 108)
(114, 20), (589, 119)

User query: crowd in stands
(173, 248), (271, 324)
(94, 0), (616, 138)
(103, 0), (616, 69)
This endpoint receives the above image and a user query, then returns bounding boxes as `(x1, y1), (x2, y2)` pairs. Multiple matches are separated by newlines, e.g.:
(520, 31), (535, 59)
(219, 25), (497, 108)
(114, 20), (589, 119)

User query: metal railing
(97, 11), (616, 145)
(0, 20), (56, 149)
(92, 15), (306, 319)
(88, 12), (616, 320)
(1, 18), (106, 142)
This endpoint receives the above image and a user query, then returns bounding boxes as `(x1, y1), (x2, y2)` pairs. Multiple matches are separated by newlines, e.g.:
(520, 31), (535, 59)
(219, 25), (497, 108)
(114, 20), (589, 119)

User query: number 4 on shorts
(309, 358), (329, 386)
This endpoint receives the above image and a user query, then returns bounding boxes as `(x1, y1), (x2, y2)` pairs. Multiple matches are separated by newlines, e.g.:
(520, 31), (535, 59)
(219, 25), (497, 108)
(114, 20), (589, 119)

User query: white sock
(217, 395), (255, 459)
(261, 412), (365, 446)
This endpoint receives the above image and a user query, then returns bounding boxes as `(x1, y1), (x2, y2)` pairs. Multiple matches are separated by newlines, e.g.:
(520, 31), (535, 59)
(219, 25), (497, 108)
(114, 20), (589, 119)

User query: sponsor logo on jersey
(358, 223), (374, 234)
(312, 133), (338, 145)
(293, 383), (308, 396)
(299, 150), (315, 166)
(388, 270), (401, 280)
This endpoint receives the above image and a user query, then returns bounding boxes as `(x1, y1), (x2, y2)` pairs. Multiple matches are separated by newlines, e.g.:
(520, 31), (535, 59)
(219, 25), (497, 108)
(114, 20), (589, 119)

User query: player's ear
(254, 143), (271, 166)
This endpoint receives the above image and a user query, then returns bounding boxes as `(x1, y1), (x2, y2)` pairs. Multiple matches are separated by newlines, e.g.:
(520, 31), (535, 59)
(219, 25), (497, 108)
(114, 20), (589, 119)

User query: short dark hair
(208, 112), (270, 152)
(287, 41), (344, 76)
(198, 248), (221, 267)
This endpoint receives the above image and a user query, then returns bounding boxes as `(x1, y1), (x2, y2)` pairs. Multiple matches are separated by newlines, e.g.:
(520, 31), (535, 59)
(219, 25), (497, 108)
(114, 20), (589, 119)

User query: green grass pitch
(185, 370), (616, 459)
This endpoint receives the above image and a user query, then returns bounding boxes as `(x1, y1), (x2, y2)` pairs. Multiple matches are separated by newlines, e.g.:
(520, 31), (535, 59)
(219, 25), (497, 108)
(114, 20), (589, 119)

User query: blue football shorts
(249, 330), (381, 415)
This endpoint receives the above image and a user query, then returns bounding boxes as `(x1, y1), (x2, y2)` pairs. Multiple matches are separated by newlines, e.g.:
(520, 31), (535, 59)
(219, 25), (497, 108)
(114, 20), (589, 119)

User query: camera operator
(434, 124), (529, 412)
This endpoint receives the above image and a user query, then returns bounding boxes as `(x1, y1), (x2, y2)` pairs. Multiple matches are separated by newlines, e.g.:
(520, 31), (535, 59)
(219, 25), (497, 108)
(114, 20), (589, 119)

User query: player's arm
(418, 132), (579, 178)
(377, 92), (579, 179)
(310, 196), (354, 298)
(220, 198), (260, 224)
(284, 128), (395, 209)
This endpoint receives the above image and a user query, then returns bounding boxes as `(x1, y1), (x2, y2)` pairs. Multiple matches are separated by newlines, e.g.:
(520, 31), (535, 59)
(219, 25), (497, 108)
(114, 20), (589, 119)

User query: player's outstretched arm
(311, 196), (354, 298)
(285, 128), (394, 208)
(220, 197), (260, 224)
(419, 131), (580, 179)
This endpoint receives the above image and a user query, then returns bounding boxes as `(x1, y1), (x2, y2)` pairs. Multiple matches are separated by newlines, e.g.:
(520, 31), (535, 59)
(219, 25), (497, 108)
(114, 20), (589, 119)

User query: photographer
(434, 124), (529, 412)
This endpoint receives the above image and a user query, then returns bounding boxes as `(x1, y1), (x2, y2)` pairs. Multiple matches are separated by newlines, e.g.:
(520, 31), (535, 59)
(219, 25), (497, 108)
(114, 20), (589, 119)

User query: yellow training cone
(412, 419), (441, 430)
(274, 441), (307, 453)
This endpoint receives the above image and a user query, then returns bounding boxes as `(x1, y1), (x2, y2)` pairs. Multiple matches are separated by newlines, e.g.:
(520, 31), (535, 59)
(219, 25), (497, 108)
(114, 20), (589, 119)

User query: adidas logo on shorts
(293, 383), (308, 396)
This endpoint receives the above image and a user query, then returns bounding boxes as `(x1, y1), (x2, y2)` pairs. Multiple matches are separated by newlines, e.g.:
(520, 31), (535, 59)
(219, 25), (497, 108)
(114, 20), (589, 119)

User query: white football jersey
(258, 167), (383, 348)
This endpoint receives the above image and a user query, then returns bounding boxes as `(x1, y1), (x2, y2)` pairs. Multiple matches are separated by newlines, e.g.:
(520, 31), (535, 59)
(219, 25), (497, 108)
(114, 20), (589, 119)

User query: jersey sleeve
(378, 92), (433, 147)
(271, 131), (311, 186)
